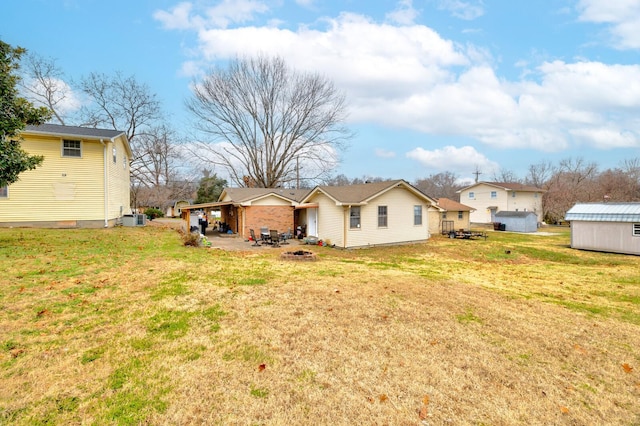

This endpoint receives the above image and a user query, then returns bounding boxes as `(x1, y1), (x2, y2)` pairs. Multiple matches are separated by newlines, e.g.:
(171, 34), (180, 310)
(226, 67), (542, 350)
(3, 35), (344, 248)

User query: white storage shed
(564, 203), (640, 256)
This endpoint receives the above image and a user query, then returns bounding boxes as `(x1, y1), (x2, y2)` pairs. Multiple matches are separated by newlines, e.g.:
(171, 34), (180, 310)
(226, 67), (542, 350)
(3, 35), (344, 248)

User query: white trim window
(491, 191), (497, 199)
(458, 211), (463, 220)
(468, 192), (474, 199)
(0, 185), (7, 198)
(62, 139), (81, 157)
(350, 206), (361, 229)
(633, 223), (640, 236)
(414, 205), (423, 226)
(112, 147), (117, 164)
(378, 205), (388, 228)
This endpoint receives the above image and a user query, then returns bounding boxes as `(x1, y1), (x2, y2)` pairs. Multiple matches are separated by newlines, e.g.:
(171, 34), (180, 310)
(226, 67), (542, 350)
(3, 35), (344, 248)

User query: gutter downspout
(99, 139), (109, 228)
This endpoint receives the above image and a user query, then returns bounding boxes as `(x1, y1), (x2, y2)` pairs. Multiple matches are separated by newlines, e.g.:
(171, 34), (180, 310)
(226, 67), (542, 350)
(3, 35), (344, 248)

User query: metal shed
(494, 211), (538, 232)
(565, 203), (640, 255)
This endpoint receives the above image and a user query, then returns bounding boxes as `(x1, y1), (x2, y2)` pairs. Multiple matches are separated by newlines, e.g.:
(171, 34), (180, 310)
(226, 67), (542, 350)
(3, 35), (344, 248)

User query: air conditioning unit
(122, 214), (146, 227)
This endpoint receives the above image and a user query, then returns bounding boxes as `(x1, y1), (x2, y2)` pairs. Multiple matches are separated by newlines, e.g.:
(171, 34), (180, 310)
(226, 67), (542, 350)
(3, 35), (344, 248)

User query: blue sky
(2, 0), (640, 184)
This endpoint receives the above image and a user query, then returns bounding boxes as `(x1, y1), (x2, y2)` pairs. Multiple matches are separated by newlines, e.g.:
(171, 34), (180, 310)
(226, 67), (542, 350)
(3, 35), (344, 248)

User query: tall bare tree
(78, 71), (161, 145)
(18, 53), (71, 125)
(186, 55), (351, 188)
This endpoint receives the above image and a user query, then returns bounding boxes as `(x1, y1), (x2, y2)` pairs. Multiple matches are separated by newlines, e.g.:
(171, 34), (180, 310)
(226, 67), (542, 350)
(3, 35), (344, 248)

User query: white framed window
(512, 191), (516, 198)
(62, 139), (81, 157)
(112, 147), (117, 164)
(0, 185), (7, 198)
(350, 206), (361, 229)
(123, 155), (127, 169)
(491, 191), (497, 198)
(414, 205), (423, 225)
(458, 211), (463, 220)
(468, 192), (474, 199)
(633, 224), (640, 236)
(378, 206), (387, 227)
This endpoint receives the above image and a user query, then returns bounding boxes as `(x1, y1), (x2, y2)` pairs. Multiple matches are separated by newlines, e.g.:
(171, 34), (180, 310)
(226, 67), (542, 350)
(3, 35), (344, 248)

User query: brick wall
(243, 205), (294, 240)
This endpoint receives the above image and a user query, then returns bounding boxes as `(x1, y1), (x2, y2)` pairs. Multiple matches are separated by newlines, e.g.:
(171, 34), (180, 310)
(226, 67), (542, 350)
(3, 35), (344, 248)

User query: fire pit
(280, 250), (317, 261)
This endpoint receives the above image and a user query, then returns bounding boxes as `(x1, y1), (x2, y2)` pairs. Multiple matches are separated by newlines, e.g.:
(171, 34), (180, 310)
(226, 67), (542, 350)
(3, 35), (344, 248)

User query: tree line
(326, 156), (640, 224)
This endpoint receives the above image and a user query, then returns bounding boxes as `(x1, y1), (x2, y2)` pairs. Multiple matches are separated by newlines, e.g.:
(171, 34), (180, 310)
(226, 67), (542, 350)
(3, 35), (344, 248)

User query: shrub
(144, 208), (164, 220)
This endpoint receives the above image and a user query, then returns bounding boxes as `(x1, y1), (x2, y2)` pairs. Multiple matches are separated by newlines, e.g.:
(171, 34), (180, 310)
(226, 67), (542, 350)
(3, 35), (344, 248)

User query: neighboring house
(433, 198), (474, 234)
(457, 182), (545, 224)
(300, 180), (440, 249)
(494, 211), (538, 233)
(167, 200), (191, 218)
(180, 188), (309, 238)
(565, 202), (640, 255)
(0, 124), (132, 228)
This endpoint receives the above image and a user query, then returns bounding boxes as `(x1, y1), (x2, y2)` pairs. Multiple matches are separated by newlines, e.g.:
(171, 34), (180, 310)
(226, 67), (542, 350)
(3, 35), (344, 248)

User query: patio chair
(280, 228), (291, 245)
(249, 229), (261, 246)
(260, 227), (270, 244)
(269, 229), (280, 247)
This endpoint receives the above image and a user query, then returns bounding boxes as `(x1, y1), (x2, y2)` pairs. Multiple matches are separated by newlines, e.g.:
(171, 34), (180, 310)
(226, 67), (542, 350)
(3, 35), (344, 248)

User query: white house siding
(250, 195), (292, 206)
(460, 184), (543, 223)
(0, 135), (105, 224)
(345, 188), (429, 248)
(107, 136), (131, 220)
(571, 221), (640, 255)
(313, 193), (345, 247)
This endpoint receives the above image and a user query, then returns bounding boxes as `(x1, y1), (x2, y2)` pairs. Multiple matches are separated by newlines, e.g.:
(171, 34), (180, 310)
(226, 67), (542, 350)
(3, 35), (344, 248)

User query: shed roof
(565, 203), (640, 222)
(495, 211), (537, 218)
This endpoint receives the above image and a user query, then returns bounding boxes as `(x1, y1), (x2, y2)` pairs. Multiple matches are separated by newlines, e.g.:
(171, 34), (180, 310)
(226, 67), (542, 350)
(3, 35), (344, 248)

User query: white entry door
(307, 208), (318, 237)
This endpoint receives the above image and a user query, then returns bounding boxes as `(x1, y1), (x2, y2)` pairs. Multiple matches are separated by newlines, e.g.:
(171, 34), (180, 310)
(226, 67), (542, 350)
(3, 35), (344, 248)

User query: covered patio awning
(294, 203), (319, 210)
(181, 201), (235, 211)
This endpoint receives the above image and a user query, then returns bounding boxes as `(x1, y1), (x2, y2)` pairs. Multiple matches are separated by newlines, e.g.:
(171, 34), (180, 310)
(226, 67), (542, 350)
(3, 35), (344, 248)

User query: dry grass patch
(0, 227), (638, 425)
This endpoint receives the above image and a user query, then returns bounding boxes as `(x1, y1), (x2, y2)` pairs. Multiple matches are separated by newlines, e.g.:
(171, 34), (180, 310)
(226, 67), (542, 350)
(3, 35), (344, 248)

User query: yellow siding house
(0, 124), (132, 228)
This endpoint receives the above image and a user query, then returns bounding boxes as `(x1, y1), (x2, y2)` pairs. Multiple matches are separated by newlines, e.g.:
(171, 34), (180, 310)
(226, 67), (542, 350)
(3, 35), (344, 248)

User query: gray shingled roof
(458, 181), (545, 193)
(313, 180), (433, 204)
(223, 188), (310, 203)
(24, 124), (125, 139)
(565, 203), (640, 222)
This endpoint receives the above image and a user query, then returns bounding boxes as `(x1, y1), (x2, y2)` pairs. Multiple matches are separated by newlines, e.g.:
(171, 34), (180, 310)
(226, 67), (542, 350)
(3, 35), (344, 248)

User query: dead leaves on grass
(622, 363), (633, 373)
(418, 395), (430, 420)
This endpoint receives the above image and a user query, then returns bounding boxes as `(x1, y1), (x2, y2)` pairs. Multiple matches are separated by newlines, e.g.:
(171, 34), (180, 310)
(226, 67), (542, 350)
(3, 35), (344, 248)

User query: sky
(2, 0), (640, 184)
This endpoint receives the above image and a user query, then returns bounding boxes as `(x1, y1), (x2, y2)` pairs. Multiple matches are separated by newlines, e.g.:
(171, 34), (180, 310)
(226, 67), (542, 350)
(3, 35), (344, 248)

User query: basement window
(62, 139), (81, 157)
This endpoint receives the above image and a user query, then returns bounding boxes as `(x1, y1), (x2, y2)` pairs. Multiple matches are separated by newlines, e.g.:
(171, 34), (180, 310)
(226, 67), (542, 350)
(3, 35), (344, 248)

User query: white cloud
(22, 77), (84, 117)
(156, 3), (640, 155)
(154, 0), (269, 30)
(577, 0), (640, 49)
(386, 0), (420, 25)
(406, 146), (499, 174)
(437, 0), (485, 20)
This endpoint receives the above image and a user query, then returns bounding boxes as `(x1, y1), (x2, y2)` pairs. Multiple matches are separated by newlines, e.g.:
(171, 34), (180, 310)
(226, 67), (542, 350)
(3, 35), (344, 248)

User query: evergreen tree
(0, 40), (51, 187)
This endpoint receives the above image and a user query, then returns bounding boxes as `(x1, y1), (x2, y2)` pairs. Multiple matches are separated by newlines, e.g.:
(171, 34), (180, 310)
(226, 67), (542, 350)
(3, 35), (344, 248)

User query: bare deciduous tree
(186, 55), (351, 188)
(414, 171), (462, 199)
(19, 53), (72, 125)
(78, 71), (161, 145)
